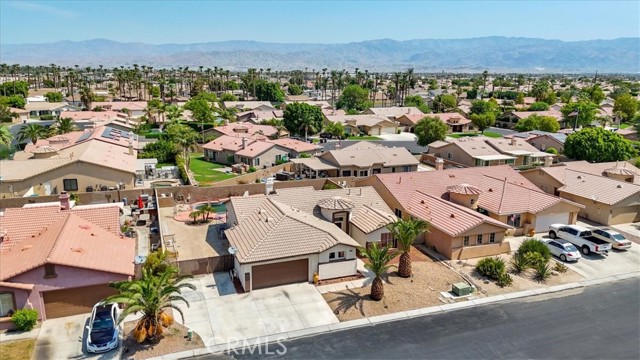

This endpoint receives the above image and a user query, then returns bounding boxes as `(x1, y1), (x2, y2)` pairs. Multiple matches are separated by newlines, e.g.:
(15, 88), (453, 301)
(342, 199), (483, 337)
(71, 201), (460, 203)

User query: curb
(154, 271), (640, 359)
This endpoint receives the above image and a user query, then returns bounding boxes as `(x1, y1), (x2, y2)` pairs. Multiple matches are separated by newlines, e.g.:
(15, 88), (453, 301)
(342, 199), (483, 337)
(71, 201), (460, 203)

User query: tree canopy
(323, 121), (345, 139)
(184, 98), (215, 123)
(528, 102), (550, 111)
(404, 95), (430, 113)
(515, 114), (560, 133)
(433, 94), (457, 113)
(0, 95), (26, 109)
(470, 113), (496, 134)
(0, 81), (28, 97)
(254, 80), (285, 102)
(561, 100), (598, 129)
(287, 84), (304, 96)
(470, 99), (499, 116)
(414, 116), (447, 146)
(613, 93), (638, 122)
(283, 102), (324, 138)
(564, 127), (637, 162)
(337, 84), (371, 112)
(44, 91), (63, 102)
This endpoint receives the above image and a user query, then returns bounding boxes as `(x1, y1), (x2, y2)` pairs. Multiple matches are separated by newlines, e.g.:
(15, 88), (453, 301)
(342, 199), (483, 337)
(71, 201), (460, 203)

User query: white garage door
(381, 126), (397, 134)
(535, 213), (569, 233)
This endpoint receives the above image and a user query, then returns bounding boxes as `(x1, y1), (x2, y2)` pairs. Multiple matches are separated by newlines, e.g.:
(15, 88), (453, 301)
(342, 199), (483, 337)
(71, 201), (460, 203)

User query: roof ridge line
(240, 199), (288, 261)
(46, 212), (73, 261)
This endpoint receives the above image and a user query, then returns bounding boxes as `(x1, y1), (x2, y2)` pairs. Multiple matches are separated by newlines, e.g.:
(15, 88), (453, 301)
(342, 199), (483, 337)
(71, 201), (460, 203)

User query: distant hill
(2, 37), (638, 73)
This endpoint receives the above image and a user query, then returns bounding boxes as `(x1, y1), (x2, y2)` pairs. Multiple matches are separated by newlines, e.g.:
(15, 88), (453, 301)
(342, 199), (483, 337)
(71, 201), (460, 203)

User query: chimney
(510, 138), (517, 146)
(128, 141), (134, 156)
(435, 157), (444, 171)
(59, 191), (70, 210)
(544, 156), (553, 167)
(242, 137), (247, 149)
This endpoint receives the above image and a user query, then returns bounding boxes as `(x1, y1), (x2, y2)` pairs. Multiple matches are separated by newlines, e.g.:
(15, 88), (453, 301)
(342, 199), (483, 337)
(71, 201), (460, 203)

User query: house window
(329, 252), (335, 260)
(477, 207), (489, 216)
(507, 214), (522, 227)
(477, 234), (483, 244)
(329, 251), (345, 261)
(447, 153), (453, 160)
(391, 167), (396, 173)
(342, 170), (351, 176)
(359, 170), (368, 176)
(44, 264), (57, 278)
(0, 293), (16, 317)
(381, 232), (397, 248)
(255, 158), (260, 166)
(490, 233), (496, 243)
(338, 251), (345, 259)
(402, 166), (410, 172)
(275, 154), (282, 162)
(463, 236), (469, 246)
(394, 208), (403, 218)
(63, 179), (78, 191)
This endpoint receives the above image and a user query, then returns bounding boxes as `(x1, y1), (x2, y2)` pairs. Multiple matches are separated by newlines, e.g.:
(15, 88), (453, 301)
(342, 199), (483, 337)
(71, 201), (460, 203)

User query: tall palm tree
(17, 123), (47, 144)
(103, 267), (195, 343)
(79, 86), (95, 110)
(359, 243), (398, 301)
(387, 218), (429, 278)
(51, 117), (76, 135)
(298, 113), (317, 142)
(0, 125), (13, 147)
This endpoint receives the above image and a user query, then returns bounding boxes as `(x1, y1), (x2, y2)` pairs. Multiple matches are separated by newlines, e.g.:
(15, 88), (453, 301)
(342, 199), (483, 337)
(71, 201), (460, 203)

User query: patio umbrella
(138, 195), (144, 209)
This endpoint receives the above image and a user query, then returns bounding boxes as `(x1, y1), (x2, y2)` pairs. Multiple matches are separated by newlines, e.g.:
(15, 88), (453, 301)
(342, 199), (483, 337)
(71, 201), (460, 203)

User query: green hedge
(12, 309), (38, 331)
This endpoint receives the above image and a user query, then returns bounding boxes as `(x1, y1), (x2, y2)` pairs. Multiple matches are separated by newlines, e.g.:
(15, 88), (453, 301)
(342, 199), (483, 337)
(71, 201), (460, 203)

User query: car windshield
(565, 245), (578, 252)
(92, 310), (114, 330)
(612, 234), (626, 241)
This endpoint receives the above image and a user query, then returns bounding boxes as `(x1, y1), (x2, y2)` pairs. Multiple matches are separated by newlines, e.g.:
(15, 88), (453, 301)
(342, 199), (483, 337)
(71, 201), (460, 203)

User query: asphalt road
(197, 278), (640, 360)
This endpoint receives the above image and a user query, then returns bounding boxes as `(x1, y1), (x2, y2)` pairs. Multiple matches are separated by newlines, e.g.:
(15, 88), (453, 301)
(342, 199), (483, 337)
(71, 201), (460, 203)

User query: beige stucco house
(225, 186), (396, 291)
(428, 137), (516, 167)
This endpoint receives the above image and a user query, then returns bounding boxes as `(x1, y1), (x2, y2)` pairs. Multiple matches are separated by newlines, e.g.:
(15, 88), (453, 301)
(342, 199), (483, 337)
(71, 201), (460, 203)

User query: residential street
(197, 278), (640, 360)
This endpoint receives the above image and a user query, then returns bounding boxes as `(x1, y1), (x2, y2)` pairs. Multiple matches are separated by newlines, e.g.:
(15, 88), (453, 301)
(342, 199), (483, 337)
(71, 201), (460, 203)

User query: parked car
(592, 229), (633, 250)
(86, 303), (120, 353)
(548, 224), (611, 256)
(542, 239), (582, 262)
(319, 132), (333, 139)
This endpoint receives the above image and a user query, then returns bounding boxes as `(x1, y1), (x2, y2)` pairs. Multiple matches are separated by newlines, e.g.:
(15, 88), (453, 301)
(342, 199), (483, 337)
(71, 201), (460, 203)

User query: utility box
(452, 282), (472, 296)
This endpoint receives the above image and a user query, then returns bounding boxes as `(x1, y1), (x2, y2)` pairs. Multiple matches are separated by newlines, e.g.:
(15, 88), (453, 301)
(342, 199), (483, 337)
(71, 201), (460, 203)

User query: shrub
(142, 251), (171, 276)
(554, 262), (569, 273)
(39, 114), (55, 120)
(12, 309), (38, 331)
(545, 147), (558, 155)
(518, 238), (551, 261)
(322, 182), (341, 190)
(509, 252), (529, 274)
(248, 166), (257, 173)
(275, 159), (287, 165)
(523, 252), (547, 268)
(635, 157), (640, 168)
(476, 257), (506, 280)
(300, 153), (311, 158)
(534, 261), (552, 282)
(496, 273), (513, 287)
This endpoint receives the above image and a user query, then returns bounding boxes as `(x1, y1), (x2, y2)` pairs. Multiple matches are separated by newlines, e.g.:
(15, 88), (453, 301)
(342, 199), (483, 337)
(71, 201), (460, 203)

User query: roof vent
(617, 184), (623, 188)
(577, 175), (583, 179)
(450, 214), (455, 218)
(266, 217), (274, 222)
(22, 245), (33, 251)
(488, 188), (494, 192)
(420, 200), (425, 204)
(448, 174), (455, 178)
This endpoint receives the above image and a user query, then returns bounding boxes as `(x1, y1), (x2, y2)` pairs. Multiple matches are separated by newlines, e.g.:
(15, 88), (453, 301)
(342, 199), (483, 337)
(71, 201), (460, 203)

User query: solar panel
(77, 131), (92, 143)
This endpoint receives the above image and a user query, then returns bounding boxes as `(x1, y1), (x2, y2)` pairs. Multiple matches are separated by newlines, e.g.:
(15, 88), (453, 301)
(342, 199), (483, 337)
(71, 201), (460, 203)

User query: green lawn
(189, 153), (236, 185)
(347, 136), (382, 140)
(619, 123), (630, 129)
(448, 131), (502, 139)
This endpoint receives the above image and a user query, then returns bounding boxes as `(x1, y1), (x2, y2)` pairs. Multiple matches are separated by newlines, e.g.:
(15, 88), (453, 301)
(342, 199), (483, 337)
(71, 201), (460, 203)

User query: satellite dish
(228, 246), (238, 255)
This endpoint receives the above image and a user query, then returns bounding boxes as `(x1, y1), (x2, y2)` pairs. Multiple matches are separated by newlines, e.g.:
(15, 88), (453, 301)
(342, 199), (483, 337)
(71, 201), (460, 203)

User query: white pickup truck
(548, 224), (611, 256)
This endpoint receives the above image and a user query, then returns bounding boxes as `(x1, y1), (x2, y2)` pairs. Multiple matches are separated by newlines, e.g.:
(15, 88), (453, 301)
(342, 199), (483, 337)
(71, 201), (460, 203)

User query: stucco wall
(318, 260), (357, 280)
(520, 168), (564, 195)
(527, 136), (564, 153)
(0, 161), (136, 197)
(318, 244), (357, 263)
(350, 226), (390, 248)
(8, 264), (129, 321)
(427, 144), (476, 167)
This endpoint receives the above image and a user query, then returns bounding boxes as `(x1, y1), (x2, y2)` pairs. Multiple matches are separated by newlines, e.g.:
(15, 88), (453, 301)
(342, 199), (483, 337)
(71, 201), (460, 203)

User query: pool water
(192, 202), (226, 213)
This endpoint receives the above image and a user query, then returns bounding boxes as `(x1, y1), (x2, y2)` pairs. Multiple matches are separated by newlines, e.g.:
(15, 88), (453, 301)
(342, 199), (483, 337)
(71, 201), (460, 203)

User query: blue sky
(1, 0), (638, 44)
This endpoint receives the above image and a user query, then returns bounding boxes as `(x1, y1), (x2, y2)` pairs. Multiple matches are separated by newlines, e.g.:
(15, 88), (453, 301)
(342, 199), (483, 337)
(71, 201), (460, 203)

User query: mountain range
(2, 37), (639, 73)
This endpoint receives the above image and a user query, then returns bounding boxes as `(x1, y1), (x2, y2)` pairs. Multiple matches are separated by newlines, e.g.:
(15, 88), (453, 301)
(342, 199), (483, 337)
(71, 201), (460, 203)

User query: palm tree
(386, 218), (429, 278)
(79, 86), (95, 110)
(359, 243), (398, 301)
(17, 123), (47, 144)
(0, 125), (12, 147)
(51, 117), (76, 135)
(103, 267), (195, 343)
(298, 113), (317, 142)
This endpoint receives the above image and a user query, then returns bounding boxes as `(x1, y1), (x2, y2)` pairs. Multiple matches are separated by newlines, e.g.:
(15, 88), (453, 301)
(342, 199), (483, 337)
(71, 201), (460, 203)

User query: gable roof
(436, 137), (516, 161)
(407, 191), (511, 237)
(484, 138), (550, 157)
(225, 198), (359, 263)
(325, 114), (398, 128)
(0, 212), (134, 280)
(366, 106), (424, 118)
(213, 123), (280, 138)
(319, 141), (419, 168)
(559, 169), (640, 205)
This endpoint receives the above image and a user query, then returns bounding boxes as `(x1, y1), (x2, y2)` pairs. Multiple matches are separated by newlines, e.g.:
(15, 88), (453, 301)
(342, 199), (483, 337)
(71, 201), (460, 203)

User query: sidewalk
(151, 271), (640, 359)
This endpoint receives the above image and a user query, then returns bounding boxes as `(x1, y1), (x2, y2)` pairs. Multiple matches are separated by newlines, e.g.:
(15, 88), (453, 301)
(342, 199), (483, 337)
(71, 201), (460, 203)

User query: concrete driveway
(176, 273), (338, 346)
(34, 313), (122, 359)
(377, 132), (417, 141)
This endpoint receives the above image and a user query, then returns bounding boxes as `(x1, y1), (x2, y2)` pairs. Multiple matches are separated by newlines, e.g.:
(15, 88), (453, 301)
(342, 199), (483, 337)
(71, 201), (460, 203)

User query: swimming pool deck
(159, 207), (230, 261)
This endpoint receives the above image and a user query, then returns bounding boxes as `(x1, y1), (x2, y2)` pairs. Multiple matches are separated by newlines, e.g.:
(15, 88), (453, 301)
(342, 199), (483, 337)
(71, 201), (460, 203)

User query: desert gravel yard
(323, 248), (466, 321)
(448, 254), (584, 296)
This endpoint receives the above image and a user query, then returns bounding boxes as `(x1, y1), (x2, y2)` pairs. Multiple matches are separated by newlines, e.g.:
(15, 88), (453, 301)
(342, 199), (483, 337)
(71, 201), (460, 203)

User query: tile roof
(559, 170), (640, 205)
(25, 102), (77, 111)
(366, 106), (424, 118)
(213, 123), (280, 138)
(427, 113), (472, 125)
(270, 138), (317, 153)
(0, 204), (122, 252)
(367, 165), (578, 215)
(225, 198), (360, 263)
(92, 101), (148, 111)
(223, 101), (275, 111)
(407, 191), (511, 237)
(436, 137), (514, 159)
(484, 138), (550, 157)
(511, 110), (563, 122)
(0, 212), (134, 280)
(350, 205), (397, 234)
(325, 114), (398, 128)
(320, 141), (419, 168)
(540, 161), (640, 186)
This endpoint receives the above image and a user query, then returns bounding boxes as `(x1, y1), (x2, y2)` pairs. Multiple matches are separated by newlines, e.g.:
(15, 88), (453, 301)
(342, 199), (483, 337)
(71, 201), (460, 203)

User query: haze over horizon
(1, 0), (639, 45)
